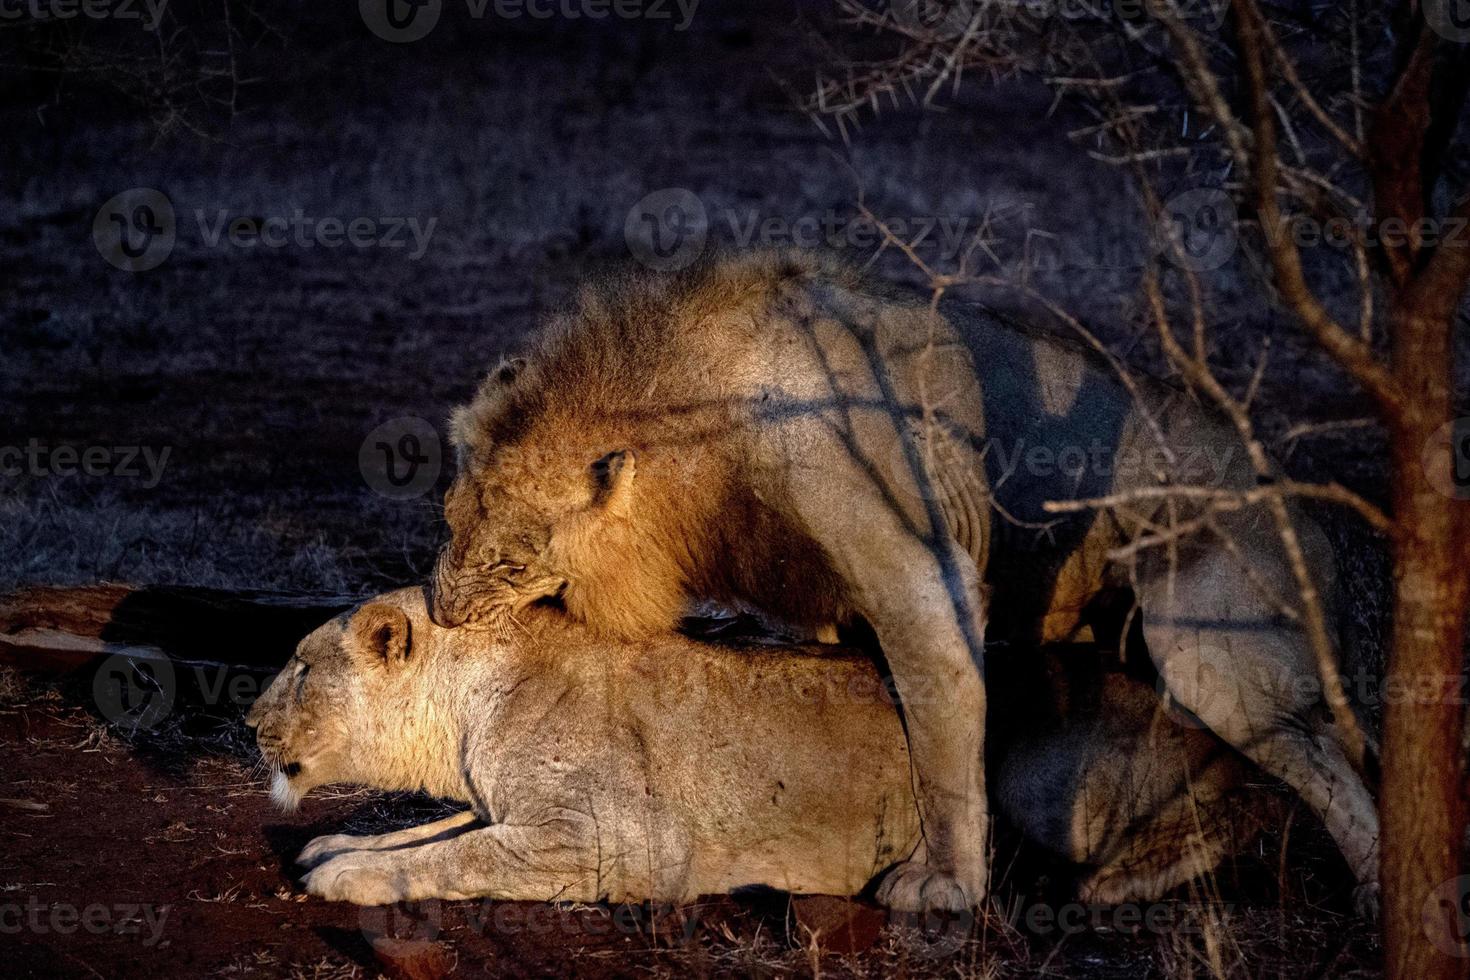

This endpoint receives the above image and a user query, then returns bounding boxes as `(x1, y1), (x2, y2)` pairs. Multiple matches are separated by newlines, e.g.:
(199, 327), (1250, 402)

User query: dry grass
(0, 484), (357, 594)
(0, 666), (26, 707)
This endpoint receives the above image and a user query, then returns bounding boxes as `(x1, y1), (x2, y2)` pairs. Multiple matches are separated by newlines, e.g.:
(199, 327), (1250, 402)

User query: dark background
(0, 2), (1412, 976)
(5, 0), (1354, 599)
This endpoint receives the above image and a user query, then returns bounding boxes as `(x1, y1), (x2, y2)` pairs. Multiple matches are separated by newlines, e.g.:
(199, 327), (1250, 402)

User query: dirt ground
(0, 663), (1381, 978)
(0, 2), (1418, 976)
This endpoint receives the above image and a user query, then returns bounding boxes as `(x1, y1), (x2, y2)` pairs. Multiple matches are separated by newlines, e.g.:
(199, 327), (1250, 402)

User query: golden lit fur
(437, 251), (866, 641)
(432, 248), (1379, 914)
(435, 250), (994, 911)
(246, 588), (1271, 907)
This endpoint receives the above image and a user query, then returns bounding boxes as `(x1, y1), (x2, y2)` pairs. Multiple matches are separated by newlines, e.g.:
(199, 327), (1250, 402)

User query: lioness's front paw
(302, 853), (407, 906)
(298, 833), (371, 869)
(875, 860), (980, 913)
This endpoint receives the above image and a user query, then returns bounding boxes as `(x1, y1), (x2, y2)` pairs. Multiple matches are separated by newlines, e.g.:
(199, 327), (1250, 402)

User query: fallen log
(0, 584), (358, 674)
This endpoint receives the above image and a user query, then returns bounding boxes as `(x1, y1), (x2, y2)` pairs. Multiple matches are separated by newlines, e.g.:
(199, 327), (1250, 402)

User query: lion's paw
(875, 860), (980, 913)
(1076, 868), (1144, 906)
(302, 853), (407, 906)
(297, 833), (372, 869)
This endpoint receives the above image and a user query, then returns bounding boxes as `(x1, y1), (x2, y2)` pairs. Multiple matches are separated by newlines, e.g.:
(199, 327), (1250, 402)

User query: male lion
(247, 588), (1272, 907)
(431, 249), (1378, 912)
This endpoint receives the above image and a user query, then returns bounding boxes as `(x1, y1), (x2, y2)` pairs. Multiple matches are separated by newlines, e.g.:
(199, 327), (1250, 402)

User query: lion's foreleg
(301, 818), (606, 905)
(864, 550), (990, 912)
(794, 478), (991, 910)
(296, 811), (481, 869)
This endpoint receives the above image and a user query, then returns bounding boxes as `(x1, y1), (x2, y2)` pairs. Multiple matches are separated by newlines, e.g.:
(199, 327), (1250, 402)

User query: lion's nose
(430, 585), (468, 628)
(430, 550), (469, 627)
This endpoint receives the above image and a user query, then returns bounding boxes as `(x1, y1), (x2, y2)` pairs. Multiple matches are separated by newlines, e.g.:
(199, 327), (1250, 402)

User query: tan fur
(246, 588), (1270, 907)
(431, 248), (1379, 914)
(434, 251), (902, 640)
(434, 250), (993, 910)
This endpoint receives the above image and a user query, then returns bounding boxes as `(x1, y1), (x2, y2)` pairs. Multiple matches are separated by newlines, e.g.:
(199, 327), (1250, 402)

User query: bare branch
(1233, 0), (1405, 426)
(1257, 6), (1365, 159)
(1149, 0), (1253, 174)
(1042, 479), (1394, 538)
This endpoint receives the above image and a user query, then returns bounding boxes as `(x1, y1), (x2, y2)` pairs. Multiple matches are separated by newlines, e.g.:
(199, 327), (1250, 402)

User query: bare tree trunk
(1382, 274), (1470, 980)
(809, 2), (1470, 965)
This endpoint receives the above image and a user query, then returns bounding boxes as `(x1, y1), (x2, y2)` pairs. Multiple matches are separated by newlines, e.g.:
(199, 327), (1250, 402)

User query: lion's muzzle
(430, 551), (474, 628)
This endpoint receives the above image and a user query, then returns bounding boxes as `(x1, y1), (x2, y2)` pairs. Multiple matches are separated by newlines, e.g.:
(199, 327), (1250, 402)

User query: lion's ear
(591, 449), (636, 517)
(351, 603), (412, 669)
(448, 405), (477, 469)
(449, 356), (527, 467)
(493, 356), (527, 386)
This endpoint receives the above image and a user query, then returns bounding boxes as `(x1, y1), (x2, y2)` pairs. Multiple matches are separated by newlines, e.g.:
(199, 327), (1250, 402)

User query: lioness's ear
(591, 449), (636, 517)
(352, 603), (412, 668)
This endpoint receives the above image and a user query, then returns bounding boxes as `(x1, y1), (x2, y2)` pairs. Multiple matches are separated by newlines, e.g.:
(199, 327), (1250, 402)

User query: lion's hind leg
(1077, 785), (1266, 905)
(1136, 518), (1380, 912)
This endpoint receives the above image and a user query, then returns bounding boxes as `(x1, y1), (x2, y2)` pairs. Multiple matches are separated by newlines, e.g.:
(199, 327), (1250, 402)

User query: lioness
(430, 249), (1377, 911)
(247, 588), (1270, 906)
